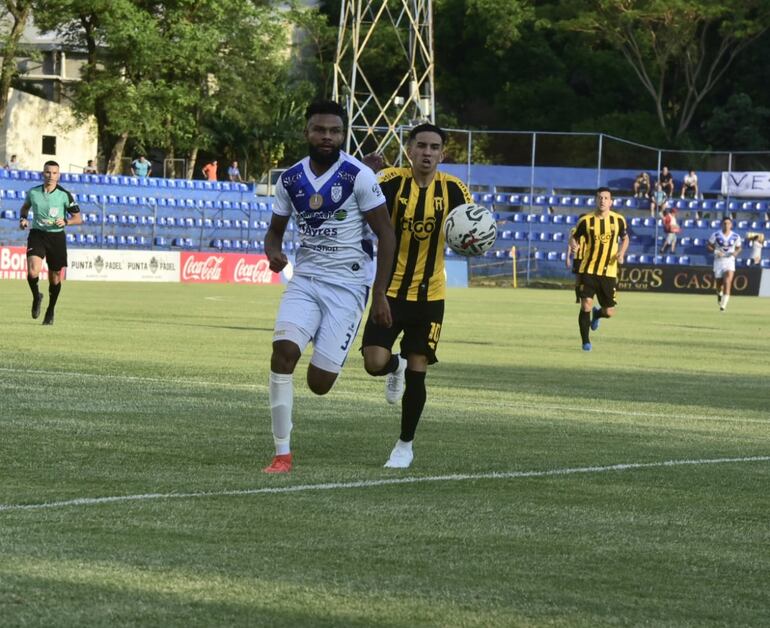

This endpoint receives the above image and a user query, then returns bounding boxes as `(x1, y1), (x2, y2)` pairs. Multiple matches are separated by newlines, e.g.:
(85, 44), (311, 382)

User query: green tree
(555, 0), (770, 141)
(0, 0), (33, 124)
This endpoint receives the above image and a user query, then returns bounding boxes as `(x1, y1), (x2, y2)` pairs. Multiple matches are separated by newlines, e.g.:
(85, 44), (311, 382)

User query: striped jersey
(573, 210), (628, 278)
(378, 167), (472, 301)
(273, 152), (385, 286)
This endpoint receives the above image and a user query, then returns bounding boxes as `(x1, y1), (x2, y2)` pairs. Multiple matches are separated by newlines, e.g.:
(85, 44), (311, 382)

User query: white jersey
(708, 230), (742, 258)
(274, 152), (384, 286)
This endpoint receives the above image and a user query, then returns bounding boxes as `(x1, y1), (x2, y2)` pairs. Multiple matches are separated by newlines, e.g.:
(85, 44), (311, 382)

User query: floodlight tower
(333, 0), (435, 161)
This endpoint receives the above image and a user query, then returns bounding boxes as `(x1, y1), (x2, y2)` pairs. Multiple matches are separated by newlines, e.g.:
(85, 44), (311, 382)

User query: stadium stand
(2, 165), (769, 276)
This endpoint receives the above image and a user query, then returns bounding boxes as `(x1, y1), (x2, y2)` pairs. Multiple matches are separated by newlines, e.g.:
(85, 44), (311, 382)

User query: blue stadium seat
(630, 217), (642, 227)
(683, 219), (694, 228)
(65, 233), (76, 244)
(572, 196), (586, 208)
(678, 255), (690, 265)
(565, 215), (577, 224)
(500, 230), (513, 240)
(546, 251), (560, 261)
(105, 235), (116, 246)
(552, 214), (564, 224)
(552, 232), (565, 242)
(727, 200), (739, 211)
(513, 231), (528, 241)
(699, 199), (714, 211)
(639, 254), (652, 264)
(714, 201), (726, 212)
(710, 219), (721, 228)
(643, 218), (656, 227)
(737, 220), (749, 229)
(534, 251), (546, 261)
(623, 198), (639, 209)
(625, 253), (637, 264)
(2, 209), (17, 219)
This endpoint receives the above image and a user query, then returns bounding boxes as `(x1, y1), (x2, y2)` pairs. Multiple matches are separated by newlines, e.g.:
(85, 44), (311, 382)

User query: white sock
(721, 295), (730, 308)
(269, 371), (293, 455)
(396, 439), (413, 451)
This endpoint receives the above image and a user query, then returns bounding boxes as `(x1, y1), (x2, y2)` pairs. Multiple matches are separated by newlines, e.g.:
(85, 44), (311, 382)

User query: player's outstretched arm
(365, 204), (396, 328)
(265, 214), (290, 273)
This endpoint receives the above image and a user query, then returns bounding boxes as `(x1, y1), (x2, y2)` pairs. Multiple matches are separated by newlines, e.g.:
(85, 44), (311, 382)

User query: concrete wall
(0, 88), (96, 172)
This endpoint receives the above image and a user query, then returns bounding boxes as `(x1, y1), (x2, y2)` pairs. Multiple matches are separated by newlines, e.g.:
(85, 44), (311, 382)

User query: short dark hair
(596, 186), (612, 196)
(722, 216), (732, 224)
(408, 123), (446, 144)
(305, 100), (347, 126)
(43, 160), (59, 169)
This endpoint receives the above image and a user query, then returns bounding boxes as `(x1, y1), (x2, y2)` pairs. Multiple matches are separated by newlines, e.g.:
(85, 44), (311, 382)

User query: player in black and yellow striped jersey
(361, 123), (472, 468)
(569, 188), (629, 351)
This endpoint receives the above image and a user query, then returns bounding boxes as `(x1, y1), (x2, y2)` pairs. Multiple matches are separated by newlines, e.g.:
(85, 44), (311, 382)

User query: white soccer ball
(443, 203), (497, 256)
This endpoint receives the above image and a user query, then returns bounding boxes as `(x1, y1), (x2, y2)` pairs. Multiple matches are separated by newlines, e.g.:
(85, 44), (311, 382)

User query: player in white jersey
(707, 216), (742, 311)
(262, 100), (396, 473)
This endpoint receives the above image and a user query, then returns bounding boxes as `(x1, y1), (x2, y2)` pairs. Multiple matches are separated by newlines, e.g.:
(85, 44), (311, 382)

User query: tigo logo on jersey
(401, 216), (436, 240)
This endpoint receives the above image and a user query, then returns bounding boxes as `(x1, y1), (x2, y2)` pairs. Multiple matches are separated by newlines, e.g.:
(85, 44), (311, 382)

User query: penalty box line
(0, 455), (768, 514)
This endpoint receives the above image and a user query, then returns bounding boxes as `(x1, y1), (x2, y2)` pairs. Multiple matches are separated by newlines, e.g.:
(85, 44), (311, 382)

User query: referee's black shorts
(362, 297), (445, 364)
(27, 229), (68, 271)
(578, 273), (617, 308)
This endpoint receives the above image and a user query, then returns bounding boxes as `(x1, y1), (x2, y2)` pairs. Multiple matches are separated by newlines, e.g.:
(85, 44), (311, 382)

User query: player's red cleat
(263, 453), (292, 474)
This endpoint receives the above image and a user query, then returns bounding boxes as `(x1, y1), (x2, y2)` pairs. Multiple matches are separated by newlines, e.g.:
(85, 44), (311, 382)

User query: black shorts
(362, 297), (445, 364)
(27, 229), (68, 271)
(578, 274), (617, 309)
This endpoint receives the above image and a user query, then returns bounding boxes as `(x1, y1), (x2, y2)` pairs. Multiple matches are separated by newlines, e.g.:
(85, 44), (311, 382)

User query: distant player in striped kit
(262, 100), (396, 474)
(745, 232), (765, 267)
(707, 217), (742, 312)
(569, 188), (629, 351)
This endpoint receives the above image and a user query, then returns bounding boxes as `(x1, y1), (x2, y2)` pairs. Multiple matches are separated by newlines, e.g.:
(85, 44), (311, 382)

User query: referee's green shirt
(26, 185), (78, 233)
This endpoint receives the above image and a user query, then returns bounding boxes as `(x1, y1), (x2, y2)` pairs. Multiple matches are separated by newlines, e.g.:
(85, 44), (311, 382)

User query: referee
(569, 187), (629, 351)
(19, 160), (81, 325)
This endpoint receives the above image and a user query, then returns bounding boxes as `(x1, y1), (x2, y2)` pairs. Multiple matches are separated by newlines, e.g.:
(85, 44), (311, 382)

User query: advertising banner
(180, 252), (281, 284)
(66, 249), (179, 282)
(0, 246), (52, 280)
(617, 265), (761, 296)
(720, 172), (770, 198)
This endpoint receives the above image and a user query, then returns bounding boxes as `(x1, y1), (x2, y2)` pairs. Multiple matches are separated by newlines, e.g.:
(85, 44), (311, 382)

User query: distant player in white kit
(707, 216), (742, 311)
(262, 100), (396, 473)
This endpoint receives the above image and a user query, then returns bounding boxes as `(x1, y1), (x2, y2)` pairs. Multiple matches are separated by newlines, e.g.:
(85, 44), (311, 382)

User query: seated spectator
(680, 168), (699, 199)
(633, 172), (651, 198)
(83, 159), (98, 175)
(4, 154), (20, 170)
(228, 160), (243, 183)
(745, 232), (765, 266)
(659, 208), (681, 254)
(650, 182), (668, 216)
(658, 165), (674, 197)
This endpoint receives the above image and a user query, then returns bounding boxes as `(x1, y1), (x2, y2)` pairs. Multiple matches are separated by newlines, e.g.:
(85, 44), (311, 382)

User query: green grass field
(1, 281), (769, 627)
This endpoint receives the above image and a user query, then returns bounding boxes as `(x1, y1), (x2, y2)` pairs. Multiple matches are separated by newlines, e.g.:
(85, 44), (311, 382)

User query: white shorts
(273, 274), (368, 373)
(713, 256), (735, 279)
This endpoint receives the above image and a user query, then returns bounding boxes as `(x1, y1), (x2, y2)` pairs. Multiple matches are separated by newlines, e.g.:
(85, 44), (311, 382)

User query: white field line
(1, 366), (768, 425)
(0, 456), (768, 513)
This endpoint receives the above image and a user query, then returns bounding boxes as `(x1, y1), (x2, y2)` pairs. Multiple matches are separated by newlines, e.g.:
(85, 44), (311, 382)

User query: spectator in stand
(650, 181), (668, 216)
(745, 232), (765, 266)
(202, 160), (218, 182)
(83, 159), (98, 175)
(227, 160), (243, 183)
(4, 154), (21, 170)
(633, 172), (651, 198)
(659, 208), (681, 254)
(658, 165), (674, 198)
(131, 155), (152, 178)
(680, 168), (699, 199)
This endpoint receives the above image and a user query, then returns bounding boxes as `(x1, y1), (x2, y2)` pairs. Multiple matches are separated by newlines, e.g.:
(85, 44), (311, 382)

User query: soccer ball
(443, 203), (497, 256)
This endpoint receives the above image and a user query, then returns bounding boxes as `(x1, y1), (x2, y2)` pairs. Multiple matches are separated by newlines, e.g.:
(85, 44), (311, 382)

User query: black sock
(574, 285), (580, 303)
(369, 354), (400, 377)
(579, 310), (591, 344)
(28, 276), (40, 298)
(400, 369), (426, 442)
(48, 283), (62, 311)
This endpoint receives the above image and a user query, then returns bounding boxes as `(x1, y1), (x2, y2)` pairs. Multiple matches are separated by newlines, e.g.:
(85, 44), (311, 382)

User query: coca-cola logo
(182, 255), (224, 281)
(234, 257), (273, 284)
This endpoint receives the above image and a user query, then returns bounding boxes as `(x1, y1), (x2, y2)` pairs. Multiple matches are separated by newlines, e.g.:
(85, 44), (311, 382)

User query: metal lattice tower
(333, 0), (435, 161)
